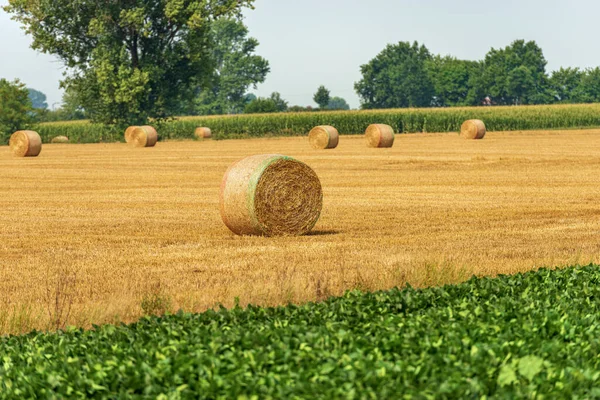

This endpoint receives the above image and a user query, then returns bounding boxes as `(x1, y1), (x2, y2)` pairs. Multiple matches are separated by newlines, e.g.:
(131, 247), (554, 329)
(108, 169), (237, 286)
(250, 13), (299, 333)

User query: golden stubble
(1, 130), (600, 334)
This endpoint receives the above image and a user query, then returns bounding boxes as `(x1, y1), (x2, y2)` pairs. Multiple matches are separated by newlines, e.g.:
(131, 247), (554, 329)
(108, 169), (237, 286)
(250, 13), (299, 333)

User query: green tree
(575, 68), (600, 103)
(549, 67), (583, 103)
(244, 92), (287, 114)
(427, 56), (484, 106)
(327, 96), (350, 110)
(4, 0), (254, 126)
(313, 85), (331, 109)
(192, 18), (269, 115)
(482, 40), (551, 105)
(355, 41), (434, 109)
(0, 79), (32, 143)
(27, 88), (48, 109)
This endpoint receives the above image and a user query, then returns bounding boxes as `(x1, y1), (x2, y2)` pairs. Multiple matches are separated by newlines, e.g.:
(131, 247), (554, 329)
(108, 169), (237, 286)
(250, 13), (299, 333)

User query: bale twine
(220, 154), (323, 236)
(9, 130), (42, 157)
(461, 119), (486, 139)
(50, 136), (69, 144)
(194, 127), (212, 139)
(129, 125), (158, 147)
(365, 124), (395, 148)
(308, 125), (339, 149)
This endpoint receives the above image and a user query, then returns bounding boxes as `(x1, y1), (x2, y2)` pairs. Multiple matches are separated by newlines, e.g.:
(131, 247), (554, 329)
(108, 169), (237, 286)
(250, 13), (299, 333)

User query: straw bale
(129, 126), (158, 147)
(9, 130), (42, 157)
(50, 136), (69, 144)
(308, 125), (339, 149)
(461, 119), (486, 139)
(195, 127), (212, 139)
(365, 124), (395, 148)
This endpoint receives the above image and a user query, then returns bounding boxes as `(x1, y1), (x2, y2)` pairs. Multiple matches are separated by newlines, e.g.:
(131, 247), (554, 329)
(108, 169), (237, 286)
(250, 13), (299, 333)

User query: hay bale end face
(195, 127), (212, 139)
(461, 119), (486, 139)
(220, 154), (323, 236)
(129, 126), (158, 147)
(50, 136), (69, 144)
(365, 124), (395, 148)
(9, 130), (42, 157)
(308, 125), (339, 149)
(124, 126), (138, 143)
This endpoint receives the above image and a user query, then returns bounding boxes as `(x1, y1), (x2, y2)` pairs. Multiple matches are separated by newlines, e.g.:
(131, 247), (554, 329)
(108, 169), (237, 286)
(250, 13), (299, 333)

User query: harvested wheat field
(1, 129), (600, 334)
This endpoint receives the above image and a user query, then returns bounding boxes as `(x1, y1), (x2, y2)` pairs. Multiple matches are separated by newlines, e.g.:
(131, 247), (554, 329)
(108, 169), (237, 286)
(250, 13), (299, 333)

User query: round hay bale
(220, 154), (323, 237)
(461, 119), (486, 139)
(50, 135), (69, 144)
(124, 126), (139, 143)
(129, 125), (158, 148)
(308, 125), (339, 149)
(9, 130), (42, 157)
(365, 124), (395, 148)
(194, 127), (212, 139)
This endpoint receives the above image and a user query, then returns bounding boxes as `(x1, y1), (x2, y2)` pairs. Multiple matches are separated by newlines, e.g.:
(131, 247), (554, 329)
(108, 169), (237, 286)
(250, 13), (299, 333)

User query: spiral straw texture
(124, 126), (138, 143)
(461, 119), (486, 139)
(220, 154), (323, 236)
(50, 136), (69, 144)
(365, 124), (395, 148)
(308, 125), (339, 149)
(9, 131), (42, 157)
(195, 127), (212, 139)
(129, 126), (158, 148)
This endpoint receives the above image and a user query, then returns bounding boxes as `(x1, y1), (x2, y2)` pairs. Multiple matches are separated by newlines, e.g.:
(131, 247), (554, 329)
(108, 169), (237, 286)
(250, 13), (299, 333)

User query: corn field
(35, 103), (600, 142)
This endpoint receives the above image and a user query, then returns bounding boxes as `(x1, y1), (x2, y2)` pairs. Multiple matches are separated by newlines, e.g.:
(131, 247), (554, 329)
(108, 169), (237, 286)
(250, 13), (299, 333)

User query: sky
(0, 0), (598, 109)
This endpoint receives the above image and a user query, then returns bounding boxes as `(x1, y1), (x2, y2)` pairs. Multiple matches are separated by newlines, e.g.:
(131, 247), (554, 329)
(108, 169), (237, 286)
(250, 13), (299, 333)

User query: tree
(4, 0), (254, 126)
(244, 92), (288, 114)
(0, 79), (32, 143)
(549, 68), (583, 103)
(427, 56), (484, 106)
(575, 68), (600, 103)
(355, 41), (434, 109)
(27, 88), (48, 109)
(482, 40), (551, 105)
(327, 96), (350, 110)
(192, 18), (269, 115)
(313, 85), (330, 109)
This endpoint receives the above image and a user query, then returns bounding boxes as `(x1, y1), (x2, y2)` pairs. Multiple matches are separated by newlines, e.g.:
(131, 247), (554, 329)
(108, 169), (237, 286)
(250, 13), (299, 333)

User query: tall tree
(244, 92), (287, 114)
(549, 67), (583, 103)
(192, 18), (269, 115)
(27, 88), (48, 109)
(327, 96), (350, 110)
(4, 0), (254, 126)
(313, 85), (331, 109)
(426, 56), (484, 106)
(355, 41), (434, 109)
(482, 40), (551, 105)
(576, 68), (600, 103)
(0, 79), (32, 143)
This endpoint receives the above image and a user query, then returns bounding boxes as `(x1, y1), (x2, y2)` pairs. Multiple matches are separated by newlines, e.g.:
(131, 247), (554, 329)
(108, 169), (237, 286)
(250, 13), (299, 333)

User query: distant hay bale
(461, 119), (486, 139)
(129, 125), (158, 147)
(365, 124), (395, 148)
(194, 127), (212, 139)
(124, 126), (138, 143)
(220, 154), (323, 236)
(308, 125), (339, 149)
(9, 130), (42, 157)
(50, 136), (69, 144)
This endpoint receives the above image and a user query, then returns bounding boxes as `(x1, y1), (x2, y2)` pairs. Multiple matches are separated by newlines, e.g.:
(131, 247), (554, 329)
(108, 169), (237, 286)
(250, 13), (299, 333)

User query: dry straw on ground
(129, 126), (158, 148)
(461, 119), (486, 139)
(194, 127), (212, 139)
(50, 136), (69, 144)
(9, 130), (42, 157)
(365, 124), (395, 148)
(308, 125), (339, 149)
(220, 154), (323, 237)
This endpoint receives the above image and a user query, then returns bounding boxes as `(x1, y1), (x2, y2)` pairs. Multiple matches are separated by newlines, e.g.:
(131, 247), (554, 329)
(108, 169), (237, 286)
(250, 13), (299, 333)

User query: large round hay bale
(308, 125), (339, 149)
(9, 130), (42, 157)
(129, 125), (158, 147)
(195, 127), (212, 139)
(124, 126), (138, 143)
(50, 136), (69, 144)
(461, 119), (486, 139)
(365, 124), (395, 148)
(220, 154), (323, 236)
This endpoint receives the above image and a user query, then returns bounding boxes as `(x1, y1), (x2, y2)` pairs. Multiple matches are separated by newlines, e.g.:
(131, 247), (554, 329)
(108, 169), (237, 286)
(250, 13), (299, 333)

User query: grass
(0, 129), (599, 334)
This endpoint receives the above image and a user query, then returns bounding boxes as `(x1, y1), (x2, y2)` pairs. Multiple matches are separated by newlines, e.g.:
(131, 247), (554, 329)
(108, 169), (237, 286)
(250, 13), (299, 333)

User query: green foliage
(244, 92), (287, 114)
(1, 265), (600, 397)
(313, 85), (331, 109)
(4, 0), (255, 127)
(427, 56), (483, 106)
(0, 79), (32, 143)
(327, 96), (350, 110)
(355, 41), (434, 109)
(27, 88), (47, 109)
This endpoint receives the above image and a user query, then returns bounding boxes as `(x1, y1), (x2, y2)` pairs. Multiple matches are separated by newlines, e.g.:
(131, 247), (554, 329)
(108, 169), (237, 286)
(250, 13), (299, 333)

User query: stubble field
(1, 129), (599, 334)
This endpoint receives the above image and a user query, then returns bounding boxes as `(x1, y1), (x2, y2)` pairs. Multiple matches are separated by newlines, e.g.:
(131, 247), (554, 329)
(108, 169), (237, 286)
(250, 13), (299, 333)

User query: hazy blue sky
(0, 0), (598, 109)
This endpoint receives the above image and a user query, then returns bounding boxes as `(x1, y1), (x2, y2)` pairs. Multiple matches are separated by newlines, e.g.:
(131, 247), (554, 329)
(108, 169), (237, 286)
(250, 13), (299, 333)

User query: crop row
(35, 103), (600, 143)
(1, 264), (600, 398)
